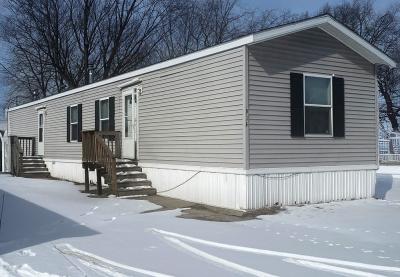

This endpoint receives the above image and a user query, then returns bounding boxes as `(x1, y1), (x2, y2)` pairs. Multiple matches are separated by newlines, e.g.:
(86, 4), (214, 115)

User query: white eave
(8, 15), (396, 112)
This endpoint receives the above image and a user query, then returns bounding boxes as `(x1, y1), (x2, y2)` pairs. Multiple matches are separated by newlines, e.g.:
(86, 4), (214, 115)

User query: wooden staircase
(19, 156), (51, 178)
(115, 159), (156, 196)
(82, 131), (156, 197)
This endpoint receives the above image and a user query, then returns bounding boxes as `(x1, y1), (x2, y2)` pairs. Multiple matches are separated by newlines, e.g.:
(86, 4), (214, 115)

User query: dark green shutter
(95, 100), (99, 131)
(78, 104), (82, 142)
(333, 77), (345, 137)
(290, 73), (304, 137)
(109, 97), (115, 131)
(67, 106), (70, 142)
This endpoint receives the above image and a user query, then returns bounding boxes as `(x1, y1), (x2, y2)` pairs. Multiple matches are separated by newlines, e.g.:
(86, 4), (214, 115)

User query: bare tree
(0, 0), (167, 106)
(321, 0), (400, 132)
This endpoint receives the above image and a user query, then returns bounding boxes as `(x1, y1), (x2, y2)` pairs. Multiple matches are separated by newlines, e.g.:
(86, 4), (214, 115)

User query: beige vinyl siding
(8, 47), (245, 167)
(138, 47), (245, 167)
(248, 28), (377, 168)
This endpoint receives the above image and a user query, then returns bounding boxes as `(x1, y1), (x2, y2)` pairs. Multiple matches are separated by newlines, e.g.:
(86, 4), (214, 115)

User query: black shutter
(95, 100), (99, 131)
(333, 77), (345, 137)
(78, 104), (83, 142)
(109, 96), (115, 131)
(290, 73), (304, 137)
(66, 106), (71, 142)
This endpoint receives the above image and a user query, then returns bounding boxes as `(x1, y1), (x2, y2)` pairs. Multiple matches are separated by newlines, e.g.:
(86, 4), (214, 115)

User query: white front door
(37, 111), (45, 156)
(122, 87), (139, 159)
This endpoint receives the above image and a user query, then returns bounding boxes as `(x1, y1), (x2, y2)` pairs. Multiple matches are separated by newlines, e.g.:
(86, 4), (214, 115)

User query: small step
(22, 167), (48, 172)
(116, 171), (146, 179)
(117, 186), (157, 196)
(22, 156), (43, 160)
(116, 159), (138, 165)
(116, 166), (142, 172)
(22, 164), (47, 169)
(117, 178), (152, 188)
(22, 161), (46, 166)
(20, 172), (51, 179)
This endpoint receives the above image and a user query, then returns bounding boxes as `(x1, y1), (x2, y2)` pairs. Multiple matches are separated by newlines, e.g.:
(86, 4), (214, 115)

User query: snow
(0, 166), (399, 276)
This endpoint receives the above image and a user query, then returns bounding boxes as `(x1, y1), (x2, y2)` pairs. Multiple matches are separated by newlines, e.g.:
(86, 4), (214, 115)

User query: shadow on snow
(375, 174), (393, 200)
(0, 189), (98, 255)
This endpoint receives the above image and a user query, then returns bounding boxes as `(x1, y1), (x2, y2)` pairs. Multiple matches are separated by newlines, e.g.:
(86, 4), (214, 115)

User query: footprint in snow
(344, 246), (354, 249)
(104, 217), (116, 222)
(378, 256), (390, 259)
(81, 206), (98, 216)
(362, 250), (373, 253)
(17, 249), (36, 257)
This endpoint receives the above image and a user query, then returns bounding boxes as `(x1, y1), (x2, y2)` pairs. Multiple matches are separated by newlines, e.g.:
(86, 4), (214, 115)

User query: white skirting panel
(141, 165), (248, 210)
(44, 159), (97, 184)
(246, 169), (376, 209)
(42, 160), (376, 211)
(142, 163), (376, 210)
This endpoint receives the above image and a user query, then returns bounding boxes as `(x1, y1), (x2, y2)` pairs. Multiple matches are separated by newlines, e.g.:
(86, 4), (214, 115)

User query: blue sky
(239, 0), (398, 13)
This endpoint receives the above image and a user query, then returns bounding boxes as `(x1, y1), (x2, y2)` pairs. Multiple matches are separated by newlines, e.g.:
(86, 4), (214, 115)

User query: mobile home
(7, 15), (396, 210)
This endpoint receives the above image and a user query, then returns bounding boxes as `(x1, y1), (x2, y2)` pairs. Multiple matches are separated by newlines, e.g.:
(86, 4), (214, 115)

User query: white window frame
(303, 73), (333, 137)
(99, 97), (110, 131)
(69, 104), (79, 142)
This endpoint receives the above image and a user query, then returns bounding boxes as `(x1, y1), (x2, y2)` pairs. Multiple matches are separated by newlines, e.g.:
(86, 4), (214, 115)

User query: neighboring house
(7, 15), (396, 210)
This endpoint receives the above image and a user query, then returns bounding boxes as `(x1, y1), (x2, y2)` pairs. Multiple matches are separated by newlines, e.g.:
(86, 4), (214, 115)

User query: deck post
(96, 169), (102, 195)
(84, 165), (90, 193)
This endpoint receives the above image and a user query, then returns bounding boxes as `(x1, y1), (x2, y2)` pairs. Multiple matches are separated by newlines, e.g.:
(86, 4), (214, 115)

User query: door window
(38, 113), (43, 142)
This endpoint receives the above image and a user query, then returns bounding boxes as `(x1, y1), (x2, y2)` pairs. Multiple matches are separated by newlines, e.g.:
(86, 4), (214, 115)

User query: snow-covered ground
(0, 167), (400, 277)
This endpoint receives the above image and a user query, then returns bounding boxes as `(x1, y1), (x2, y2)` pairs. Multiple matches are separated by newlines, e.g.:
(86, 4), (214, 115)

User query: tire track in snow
(54, 243), (173, 277)
(284, 258), (386, 277)
(151, 228), (400, 273)
(164, 237), (278, 277)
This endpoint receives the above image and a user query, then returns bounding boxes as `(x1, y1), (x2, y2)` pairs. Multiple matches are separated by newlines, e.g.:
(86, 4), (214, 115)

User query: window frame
(38, 112), (44, 143)
(69, 104), (79, 142)
(303, 73), (334, 138)
(99, 97), (110, 131)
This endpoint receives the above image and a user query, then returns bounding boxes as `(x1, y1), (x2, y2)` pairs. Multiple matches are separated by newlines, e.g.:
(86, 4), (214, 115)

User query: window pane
(39, 114), (43, 127)
(39, 128), (43, 142)
(305, 106), (331, 135)
(71, 124), (78, 141)
(70, 106), (78, 123)
(100, 99), (109, 119)
(305, 76), (331, 105)
(101, 119), (109, 131)
(124, 95), (133, 138)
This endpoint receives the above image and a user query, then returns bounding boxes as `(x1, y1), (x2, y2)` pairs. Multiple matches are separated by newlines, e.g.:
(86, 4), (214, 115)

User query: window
(70, 105), (78, 141)
(304, 75), (332, 136)
(38, 113), (43, 142)
(99, 98), (109, 131)
(124, 95), (133, 138)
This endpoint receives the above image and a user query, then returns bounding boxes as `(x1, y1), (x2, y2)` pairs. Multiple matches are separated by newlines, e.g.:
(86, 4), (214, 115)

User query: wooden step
(20, 172), (51, 179)
(116, 159), (138, 166)
(116, 166), (142, 172)
(117, 172), (146, 179)
(22, 164), (47, 168)
(117, 178), (152, 188)
(117, 187), (156, 196)
(22, 167), (48, 172)
(22, 161), (46, 166)
(22, 156), (43, 160)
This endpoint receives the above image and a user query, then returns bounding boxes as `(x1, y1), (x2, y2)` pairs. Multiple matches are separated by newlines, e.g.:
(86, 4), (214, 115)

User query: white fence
(379, 134), (400, 163)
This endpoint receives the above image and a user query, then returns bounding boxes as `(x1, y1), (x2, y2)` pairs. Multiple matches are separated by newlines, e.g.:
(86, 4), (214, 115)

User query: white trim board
(8, 15), (396, 112)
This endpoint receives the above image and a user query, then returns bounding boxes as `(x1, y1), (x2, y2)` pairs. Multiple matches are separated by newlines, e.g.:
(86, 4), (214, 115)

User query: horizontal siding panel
(9, 47), (245, 167)
(248, 28), (376, 168)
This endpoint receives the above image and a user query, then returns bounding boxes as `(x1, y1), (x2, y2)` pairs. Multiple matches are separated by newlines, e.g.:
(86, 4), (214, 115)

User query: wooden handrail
(82, 131), (119, 195)
(10, 136), (23, 176)
(18, 137), (36, 156)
